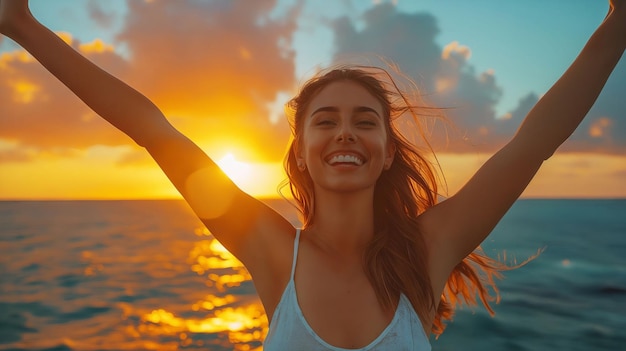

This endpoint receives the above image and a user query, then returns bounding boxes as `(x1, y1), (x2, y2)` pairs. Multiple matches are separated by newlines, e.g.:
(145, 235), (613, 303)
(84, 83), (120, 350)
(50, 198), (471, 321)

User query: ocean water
(0, 199), (625, 351)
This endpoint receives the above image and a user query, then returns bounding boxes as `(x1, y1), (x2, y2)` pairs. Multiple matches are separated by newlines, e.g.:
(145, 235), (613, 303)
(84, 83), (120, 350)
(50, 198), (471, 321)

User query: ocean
(0, 199), (625, 350)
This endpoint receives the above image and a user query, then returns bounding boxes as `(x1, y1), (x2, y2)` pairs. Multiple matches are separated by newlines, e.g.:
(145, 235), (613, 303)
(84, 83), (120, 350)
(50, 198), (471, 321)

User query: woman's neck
(306, 188), (376, 256)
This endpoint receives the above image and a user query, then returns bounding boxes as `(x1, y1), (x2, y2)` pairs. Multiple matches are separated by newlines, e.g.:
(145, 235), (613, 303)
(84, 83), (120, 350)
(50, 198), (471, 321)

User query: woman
(1, 1), (623, 349)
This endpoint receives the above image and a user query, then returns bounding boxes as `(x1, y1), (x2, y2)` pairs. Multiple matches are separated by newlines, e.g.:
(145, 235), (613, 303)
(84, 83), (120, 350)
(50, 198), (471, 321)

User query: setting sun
(215, 153), (286, 198)
(216, 153), (252, 185)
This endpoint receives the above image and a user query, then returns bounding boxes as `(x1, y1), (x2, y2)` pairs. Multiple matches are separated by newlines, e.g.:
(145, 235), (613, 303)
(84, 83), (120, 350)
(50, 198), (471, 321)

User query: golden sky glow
(0, 150), (287, 200)
(2, 151), (626, 199)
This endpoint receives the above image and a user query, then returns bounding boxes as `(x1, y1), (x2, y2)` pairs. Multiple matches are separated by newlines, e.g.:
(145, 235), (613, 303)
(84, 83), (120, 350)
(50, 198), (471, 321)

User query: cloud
(86, 0), (116, 29)
(0, 147), (34, 163)
(1, 0), (301, 163)
(494, 92), (538, 138)
(330, 3), (504, 152)
(332, 5), (441, 89)
(571, 59), (626, 154)
(330, 3), (626, 154)
(501, 59), (626, 155)
(114, 0), (299, 161)
(0, 36), (132, 151)
(502, 59), (626, 155)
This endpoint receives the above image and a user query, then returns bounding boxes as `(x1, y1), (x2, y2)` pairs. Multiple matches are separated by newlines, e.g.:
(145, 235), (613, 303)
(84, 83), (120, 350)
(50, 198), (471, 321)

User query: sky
(1, 0), (625, 199)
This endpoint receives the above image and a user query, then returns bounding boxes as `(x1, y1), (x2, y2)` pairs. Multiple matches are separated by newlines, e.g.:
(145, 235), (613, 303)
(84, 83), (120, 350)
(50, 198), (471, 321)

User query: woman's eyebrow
(354, 106), (381, 118)
(311, 106), (339, 117)
(311, 106), (381, 118)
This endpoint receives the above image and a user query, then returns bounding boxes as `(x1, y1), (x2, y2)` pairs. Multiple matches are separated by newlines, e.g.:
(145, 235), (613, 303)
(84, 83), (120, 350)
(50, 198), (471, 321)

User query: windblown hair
(283, 65), (511, 336)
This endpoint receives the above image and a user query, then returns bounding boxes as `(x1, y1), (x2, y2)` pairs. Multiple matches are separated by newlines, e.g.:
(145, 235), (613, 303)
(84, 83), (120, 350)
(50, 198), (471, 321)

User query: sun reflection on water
(143, 304), (266, 334)
(129, 227), (267, 350)
(190, 228), (253, 291)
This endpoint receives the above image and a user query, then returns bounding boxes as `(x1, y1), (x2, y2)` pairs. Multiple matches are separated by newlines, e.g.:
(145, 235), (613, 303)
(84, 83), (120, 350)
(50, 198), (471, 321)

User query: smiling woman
(0, 0), (624, 350)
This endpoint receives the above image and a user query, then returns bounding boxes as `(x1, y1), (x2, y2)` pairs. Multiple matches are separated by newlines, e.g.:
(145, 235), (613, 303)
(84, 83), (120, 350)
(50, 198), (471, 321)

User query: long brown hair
(283, 65), (511, 336)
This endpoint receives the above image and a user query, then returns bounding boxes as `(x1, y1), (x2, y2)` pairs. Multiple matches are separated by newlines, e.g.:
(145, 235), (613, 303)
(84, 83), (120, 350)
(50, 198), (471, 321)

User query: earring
(297, 162), (306, 171)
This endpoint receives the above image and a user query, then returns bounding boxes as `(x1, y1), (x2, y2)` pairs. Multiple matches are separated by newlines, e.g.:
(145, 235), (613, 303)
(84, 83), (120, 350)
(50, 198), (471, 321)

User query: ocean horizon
(1, 199), (625, 350)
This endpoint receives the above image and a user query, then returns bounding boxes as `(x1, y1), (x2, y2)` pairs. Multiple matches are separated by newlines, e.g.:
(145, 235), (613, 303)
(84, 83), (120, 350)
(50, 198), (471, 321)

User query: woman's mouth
(327, 154), (364, 166)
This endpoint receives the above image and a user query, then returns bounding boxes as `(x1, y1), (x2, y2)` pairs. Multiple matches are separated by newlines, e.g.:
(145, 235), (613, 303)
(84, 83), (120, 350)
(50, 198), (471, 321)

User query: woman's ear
(293, 142), (306, 171)
(384, 142), (396, 170)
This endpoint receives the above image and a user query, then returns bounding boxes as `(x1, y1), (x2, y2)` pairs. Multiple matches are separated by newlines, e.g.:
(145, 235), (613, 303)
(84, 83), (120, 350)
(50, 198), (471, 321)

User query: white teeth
(329, 154), (363, 166)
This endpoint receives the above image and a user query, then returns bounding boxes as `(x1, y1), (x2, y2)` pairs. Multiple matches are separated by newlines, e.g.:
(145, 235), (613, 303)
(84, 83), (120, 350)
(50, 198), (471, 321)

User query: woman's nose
(336, 125), (356, 143)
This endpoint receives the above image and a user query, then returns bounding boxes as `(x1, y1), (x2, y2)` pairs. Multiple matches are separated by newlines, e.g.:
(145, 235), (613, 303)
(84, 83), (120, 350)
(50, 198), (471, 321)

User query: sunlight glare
(213, 152), (285, 198)
(217, 153), (252, 186)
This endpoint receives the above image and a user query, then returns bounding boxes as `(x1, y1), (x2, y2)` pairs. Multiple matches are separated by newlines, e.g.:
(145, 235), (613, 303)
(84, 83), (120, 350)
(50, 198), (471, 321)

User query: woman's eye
(317, 120), (335, 126)
(358, 120), (377, 127)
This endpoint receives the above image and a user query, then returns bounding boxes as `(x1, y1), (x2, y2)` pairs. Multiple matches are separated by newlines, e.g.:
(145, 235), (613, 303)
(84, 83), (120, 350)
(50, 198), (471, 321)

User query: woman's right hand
(0, 0), (33, 37)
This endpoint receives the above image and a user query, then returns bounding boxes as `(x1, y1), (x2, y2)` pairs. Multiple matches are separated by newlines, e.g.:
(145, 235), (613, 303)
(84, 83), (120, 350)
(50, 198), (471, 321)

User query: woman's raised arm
(0, 1), (169, 147)
(0, 1), (294, 269)
(422, 1), (625, 290)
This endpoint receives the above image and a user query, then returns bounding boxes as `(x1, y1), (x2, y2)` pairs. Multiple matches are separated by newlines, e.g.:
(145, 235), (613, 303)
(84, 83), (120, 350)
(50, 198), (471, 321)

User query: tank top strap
(290, 228), (301, 281)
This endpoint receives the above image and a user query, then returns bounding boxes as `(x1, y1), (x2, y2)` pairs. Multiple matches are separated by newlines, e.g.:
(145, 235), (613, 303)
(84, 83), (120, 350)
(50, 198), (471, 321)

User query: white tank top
(264, 229), (432, 350)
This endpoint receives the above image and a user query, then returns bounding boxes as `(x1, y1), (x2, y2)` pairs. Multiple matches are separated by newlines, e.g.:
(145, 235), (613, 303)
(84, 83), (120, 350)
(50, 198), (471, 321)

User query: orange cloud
(1, 1), (301, 167)
(0, 33), (132, 152)
(441, 41), (471, 61)
(0, 50), (36, 68)
(79, 38), (115, 54)
(8, 79), (40, 104)
(115, 0), (300, 161)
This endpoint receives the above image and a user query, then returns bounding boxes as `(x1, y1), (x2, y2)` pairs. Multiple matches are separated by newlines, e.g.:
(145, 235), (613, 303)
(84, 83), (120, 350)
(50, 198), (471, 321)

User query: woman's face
(296, 80), (395, 195)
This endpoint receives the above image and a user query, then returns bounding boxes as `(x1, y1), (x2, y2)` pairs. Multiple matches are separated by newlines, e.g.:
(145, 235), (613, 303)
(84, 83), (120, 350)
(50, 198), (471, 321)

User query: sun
(214, 152), (286, 198)
(216, 153), (252, 187)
